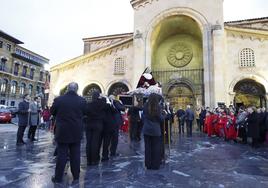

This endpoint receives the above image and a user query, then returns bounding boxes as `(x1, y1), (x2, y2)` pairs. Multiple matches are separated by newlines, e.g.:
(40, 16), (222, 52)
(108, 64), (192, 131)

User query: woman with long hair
(142, 93), (164, 170)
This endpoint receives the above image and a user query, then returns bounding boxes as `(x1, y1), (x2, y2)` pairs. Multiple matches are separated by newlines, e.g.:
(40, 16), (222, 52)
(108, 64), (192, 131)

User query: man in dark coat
(50, 82), (87, 183)
(128, 99), (143, 141)
(107, 95), (125, 157)
(185, 105), (195, 137)
(258, 107), (266, 143)
(176, 107), (185, 134)
(86, 91), (108, 165)
(246, 107), (259, 148)
(16, 94), (31, 145)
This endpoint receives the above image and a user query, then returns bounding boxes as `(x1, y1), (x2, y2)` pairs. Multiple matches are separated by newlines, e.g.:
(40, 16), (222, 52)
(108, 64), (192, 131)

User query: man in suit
(50, 82), (87, 183)
(185, 105), (195, 137)
(28, 96), (42, 141)
(16, 94), (31, 145)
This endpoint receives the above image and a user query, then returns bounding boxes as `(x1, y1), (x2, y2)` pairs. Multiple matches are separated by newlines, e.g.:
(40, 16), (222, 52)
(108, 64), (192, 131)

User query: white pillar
(203, 24), (215, 108)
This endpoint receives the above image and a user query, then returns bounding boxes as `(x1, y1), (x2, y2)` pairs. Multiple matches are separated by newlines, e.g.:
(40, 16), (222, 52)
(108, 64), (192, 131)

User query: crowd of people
(200, 106), (268, 148)
(15, 82), (268, 184)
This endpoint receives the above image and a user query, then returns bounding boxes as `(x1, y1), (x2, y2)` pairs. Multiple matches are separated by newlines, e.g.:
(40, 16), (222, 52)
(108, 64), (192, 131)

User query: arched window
(114, 57), (125, 75)
(20, 83), (26, 95)
(0, 79), (8, 93)
(239, 48), (255, 67)
(11, 81), (18, 94)
(28, 84), (33, 95)
(82, 84), (102, 102)
(108, 82), (129, 96)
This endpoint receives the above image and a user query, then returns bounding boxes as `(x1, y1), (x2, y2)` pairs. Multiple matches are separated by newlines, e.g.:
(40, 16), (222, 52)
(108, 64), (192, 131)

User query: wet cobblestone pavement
(0, 124), (268, 188)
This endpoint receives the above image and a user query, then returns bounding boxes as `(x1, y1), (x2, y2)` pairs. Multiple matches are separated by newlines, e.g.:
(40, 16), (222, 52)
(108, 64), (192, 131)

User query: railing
(152, 68), (204, 95)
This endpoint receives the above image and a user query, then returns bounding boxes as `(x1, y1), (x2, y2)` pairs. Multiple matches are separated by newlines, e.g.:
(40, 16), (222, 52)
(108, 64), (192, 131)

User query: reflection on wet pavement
(0, 124), (267, 188)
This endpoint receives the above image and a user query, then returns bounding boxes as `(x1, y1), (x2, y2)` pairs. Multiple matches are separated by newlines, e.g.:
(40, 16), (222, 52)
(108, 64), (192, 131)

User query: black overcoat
(247, 112), (260, 139)
(50, 91), (87, 143)
(86, 97), (107, 131)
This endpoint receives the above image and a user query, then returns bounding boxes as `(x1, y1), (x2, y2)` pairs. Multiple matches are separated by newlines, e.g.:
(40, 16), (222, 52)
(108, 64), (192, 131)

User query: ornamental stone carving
(167, 42), (193, 68)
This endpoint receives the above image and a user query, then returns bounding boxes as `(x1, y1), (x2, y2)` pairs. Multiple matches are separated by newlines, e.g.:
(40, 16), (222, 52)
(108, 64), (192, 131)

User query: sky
(0, 0), (267, 69)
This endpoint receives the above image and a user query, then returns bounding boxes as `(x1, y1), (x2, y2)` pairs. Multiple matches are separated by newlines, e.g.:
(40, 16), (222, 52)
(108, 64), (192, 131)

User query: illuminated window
(20, 83), (26, 95)
(11, 81), (17, 94)
(240, 48), (255, 67)
(29, 84), (33, 95)
(0, 79), (8, 93)
(114, 57), (125, 75)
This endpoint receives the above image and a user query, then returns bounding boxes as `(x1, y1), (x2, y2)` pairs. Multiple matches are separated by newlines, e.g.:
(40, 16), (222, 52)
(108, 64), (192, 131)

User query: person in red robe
(225, 111), (237, 142)
(206, 111), (215, 137)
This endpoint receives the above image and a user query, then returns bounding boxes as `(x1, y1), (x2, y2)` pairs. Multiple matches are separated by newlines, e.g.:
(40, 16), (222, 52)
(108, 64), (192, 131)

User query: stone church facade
(49, 0), (268, 109)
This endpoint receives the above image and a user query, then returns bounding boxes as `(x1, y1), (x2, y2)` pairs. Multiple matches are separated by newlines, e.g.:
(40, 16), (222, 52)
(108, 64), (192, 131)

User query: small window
(6, 44), (11, 51)
(39, 71), (44, 81)
(30, 69), (35, 79)
(22, 66), (27, 77)
(10, 101), (15, 106)
(0, 41), (3, 48)
(14, 64), (19, 75)
(114, 57), (125, 75)
(239, 48), (255, 67)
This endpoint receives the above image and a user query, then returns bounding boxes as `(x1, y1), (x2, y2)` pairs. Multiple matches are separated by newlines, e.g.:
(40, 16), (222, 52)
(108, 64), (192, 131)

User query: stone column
(202, 24), (214, 108)
(132, 31), (146, 89)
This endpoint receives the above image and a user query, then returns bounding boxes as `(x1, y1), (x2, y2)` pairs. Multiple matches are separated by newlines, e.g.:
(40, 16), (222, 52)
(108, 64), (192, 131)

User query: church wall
(49, 42), (134, 105)
(220, 30), (268, 107)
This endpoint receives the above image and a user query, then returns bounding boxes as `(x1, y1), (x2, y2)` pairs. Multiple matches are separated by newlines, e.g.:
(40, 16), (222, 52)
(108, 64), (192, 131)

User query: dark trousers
(28, 126), (37, 140)
(199, 119), (204, 132)
(178, 119), (185, 134)
(110, 126), (119, 156)
(239, 127), (247, 144)
(186, 120), (193, 137)
(130, 120), (139, 141)
(144, 135), (161, 170)
(17, 126), (27, 143)
(136, 120), (143, 141)
(160, 122), (165, 160)
(196, 119), (201, 131)
(55, 142), (81, 181)
(86, 129), (102, 165)
(102, 126), (120, 159)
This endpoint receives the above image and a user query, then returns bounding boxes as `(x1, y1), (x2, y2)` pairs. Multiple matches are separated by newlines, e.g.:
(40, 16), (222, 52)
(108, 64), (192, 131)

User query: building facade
(49, 0), (268, 110)
(0, 30), (49, 107)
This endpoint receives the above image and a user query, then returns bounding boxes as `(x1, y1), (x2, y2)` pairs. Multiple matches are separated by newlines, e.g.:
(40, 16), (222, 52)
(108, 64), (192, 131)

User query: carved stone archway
(233, 79), (266, 108)
(83, 84), (102, 102)
(107, 82), (129, 97)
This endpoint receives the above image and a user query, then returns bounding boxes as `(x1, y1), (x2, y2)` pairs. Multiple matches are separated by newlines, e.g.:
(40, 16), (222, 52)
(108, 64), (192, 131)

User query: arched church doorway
(107, 82), (129, 97)
(150, 15), (204, 105)
(83, 84), (102, 102)
(167, 83), (195, 111)
(234, 79), (266, 108)
(59, 85), (68, 96)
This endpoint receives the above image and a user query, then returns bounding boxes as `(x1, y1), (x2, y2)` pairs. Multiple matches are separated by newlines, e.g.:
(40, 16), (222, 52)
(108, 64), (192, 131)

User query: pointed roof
(225, 17), (268, 31)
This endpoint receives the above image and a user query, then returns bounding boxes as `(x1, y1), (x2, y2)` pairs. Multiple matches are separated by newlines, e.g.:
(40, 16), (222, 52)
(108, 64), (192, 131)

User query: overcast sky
(0, 0), (267, 68)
